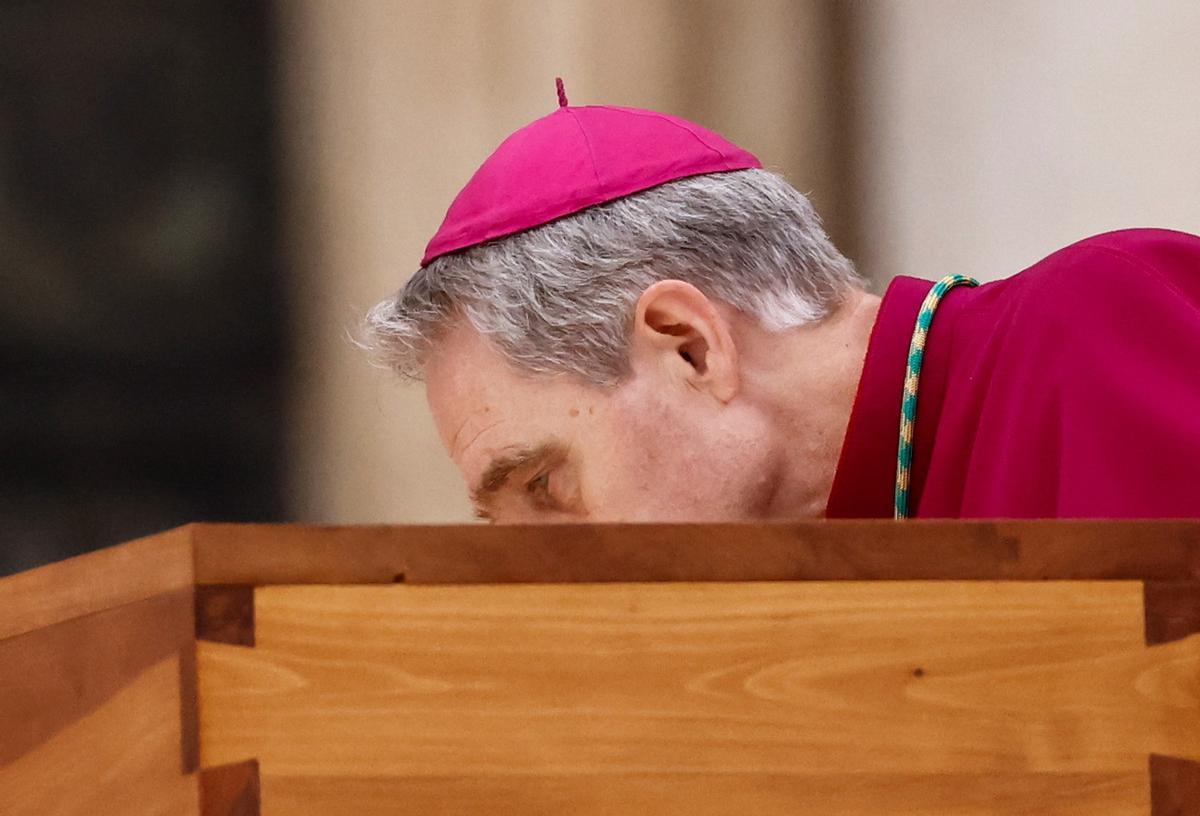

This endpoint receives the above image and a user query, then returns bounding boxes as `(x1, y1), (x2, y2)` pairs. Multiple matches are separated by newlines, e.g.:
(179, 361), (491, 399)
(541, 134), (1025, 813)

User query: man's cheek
(577, 438), (655, 518)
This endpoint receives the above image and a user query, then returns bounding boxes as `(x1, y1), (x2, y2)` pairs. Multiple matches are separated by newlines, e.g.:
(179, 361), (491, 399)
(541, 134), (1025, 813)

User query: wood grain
(190, 521), (1200, 586)
(0, 588), (195, 768)
(260, 771), (1150, 816)
(0, 656), (199, 816)
(200, 581), (1200, 813)
(2, 521), (1196, 814)
(192, 524), (409, 585)
(0, 524), (193, 640)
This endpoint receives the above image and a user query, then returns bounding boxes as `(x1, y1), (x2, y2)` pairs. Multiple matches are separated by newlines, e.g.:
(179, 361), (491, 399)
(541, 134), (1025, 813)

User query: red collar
(824, 276), (952, 518)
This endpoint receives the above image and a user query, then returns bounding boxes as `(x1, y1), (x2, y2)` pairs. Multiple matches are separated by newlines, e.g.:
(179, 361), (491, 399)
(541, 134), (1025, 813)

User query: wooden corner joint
(199, 758), (261, 816)
(1143, 581), (1200, 646)
(195, 585), (256, 647)
(1150, 754), (1200, 816)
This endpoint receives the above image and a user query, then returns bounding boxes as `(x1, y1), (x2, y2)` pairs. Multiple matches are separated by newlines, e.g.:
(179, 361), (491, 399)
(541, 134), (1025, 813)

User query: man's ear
(630, 280), (739, 402)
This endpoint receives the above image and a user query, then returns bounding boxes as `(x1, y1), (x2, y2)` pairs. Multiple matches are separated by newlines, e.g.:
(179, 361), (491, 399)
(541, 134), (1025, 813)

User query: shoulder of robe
(1024, 228), (1200, 305)
(966, 228), (1200, 396)
(983, 228), (1200, 415)
(998, 228), (1200, 329)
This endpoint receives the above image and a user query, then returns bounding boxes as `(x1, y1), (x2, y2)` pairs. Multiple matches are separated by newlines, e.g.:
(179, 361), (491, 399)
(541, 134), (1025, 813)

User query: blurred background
(3, 0), (1199, 573)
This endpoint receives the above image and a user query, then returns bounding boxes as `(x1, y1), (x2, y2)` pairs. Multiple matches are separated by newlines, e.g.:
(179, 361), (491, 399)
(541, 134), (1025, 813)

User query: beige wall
(278, 1), (845, 523)
(853, 0), (1200, 283)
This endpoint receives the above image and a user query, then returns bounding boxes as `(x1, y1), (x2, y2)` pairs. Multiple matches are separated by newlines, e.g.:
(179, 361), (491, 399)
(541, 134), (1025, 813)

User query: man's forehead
(427, 322), (508, 395)
(424, 323), (575, 460)
(426, 335), (507, 454)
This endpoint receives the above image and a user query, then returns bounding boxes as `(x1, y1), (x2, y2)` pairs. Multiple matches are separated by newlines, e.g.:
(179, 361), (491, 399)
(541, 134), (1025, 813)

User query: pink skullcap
(420, 80), (762, 266)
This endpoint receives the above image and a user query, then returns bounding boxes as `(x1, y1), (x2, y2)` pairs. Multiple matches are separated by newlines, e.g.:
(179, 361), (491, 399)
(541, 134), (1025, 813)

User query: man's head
(365, 167), (870, 522)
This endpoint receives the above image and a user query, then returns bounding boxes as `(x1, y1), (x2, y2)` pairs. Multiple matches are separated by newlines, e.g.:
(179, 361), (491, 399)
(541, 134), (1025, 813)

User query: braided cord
(895, 274), (979, 520)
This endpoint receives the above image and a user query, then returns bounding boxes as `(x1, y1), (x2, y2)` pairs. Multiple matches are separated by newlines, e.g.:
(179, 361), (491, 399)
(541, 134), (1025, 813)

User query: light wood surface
(0, 656), (199, 816)
(199, 581), (1200, 814)
(0, 525), (193, 640)
(0, 588), (195, 768)
(259, 771), (1150, 815)
(1, 522), (1196, 813)
(0, 527), (199, 813)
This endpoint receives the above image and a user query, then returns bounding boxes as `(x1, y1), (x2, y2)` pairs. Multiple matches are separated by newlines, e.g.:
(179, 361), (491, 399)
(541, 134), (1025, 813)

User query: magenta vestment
(827, 229), (1200, 519)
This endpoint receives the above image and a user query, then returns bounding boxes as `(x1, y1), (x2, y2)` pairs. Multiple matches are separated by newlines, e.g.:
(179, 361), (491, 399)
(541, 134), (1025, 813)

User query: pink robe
(826, 228), (1200, 519)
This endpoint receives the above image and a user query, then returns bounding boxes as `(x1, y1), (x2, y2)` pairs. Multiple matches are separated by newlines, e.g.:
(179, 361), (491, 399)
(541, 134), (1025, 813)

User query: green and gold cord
(895, 274), (979, 520)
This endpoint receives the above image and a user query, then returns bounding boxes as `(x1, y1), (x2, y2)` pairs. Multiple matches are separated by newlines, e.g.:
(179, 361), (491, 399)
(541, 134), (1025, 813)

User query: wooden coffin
(1, 521), (1198, 814)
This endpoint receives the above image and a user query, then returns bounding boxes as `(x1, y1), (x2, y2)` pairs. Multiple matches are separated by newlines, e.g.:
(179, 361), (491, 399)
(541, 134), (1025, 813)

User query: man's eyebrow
(469, 442), (561, 507)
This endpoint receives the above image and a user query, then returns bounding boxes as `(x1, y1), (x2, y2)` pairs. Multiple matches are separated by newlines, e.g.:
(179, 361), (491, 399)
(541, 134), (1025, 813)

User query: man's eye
(526, 471), (551, 496)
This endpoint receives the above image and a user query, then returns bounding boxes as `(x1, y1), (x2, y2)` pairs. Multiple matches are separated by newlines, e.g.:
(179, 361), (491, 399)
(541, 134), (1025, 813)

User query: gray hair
(364, 168), (863, 386)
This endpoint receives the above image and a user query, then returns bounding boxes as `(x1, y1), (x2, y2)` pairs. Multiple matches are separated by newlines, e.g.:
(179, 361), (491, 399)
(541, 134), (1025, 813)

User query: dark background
(0, 1), (285, 575)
